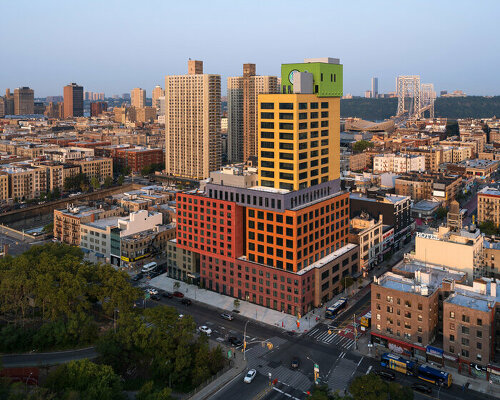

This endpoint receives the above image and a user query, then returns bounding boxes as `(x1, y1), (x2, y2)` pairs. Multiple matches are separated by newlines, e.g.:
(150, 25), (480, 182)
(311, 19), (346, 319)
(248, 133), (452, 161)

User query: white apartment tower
(165, 60), (221, 179)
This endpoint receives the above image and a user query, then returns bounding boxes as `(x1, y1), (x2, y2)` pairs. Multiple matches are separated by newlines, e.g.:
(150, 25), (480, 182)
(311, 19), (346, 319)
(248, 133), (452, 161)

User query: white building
(373, 153), (425, 174)
(80, 209), (163, 264)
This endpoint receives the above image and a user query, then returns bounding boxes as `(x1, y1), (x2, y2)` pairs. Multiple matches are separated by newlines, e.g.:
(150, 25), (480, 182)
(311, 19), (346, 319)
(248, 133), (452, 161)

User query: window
(462, 326), (469, 335)
(261, 122), (274, 129)
(477, 318), (482, 326)
(462, 314), (470, 323)
(477, 342), (482, 349)
(449, 311), (455, 319)
(279, 103), (293, 110)
(261, 102), (274, 109)
(261, 112), (274, 119)
(461, 338), (469, 346)
(280, 112), (293, 120)
(449, 334), (455, 342)
(461, 349), (469, 357)
(279, 123), (293, 130)
(476, 330), (482, 338)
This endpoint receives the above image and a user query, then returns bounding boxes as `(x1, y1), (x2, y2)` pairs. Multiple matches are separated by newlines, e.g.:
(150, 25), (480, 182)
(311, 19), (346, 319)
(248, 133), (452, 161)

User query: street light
(306, 355), (320, 385)
(243, 320), (249, 361)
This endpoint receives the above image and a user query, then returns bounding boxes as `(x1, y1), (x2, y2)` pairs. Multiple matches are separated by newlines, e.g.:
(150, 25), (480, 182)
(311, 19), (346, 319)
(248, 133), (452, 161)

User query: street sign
(227, 350), (232, 359)
(144, 292), (150, 300)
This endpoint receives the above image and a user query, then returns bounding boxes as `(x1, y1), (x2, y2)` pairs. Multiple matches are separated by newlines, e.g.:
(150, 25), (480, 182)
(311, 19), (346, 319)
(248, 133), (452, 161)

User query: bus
(360, 312), (371, 331)
(141, 262), (158, 274)
(417, 364), (452, 387)
(325, 298), (348, 319)
(380, 353), (416, 376)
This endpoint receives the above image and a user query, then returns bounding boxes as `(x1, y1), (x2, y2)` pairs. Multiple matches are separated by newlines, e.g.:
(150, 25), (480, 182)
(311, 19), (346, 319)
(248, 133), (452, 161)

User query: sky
(2, 0), (500, 98)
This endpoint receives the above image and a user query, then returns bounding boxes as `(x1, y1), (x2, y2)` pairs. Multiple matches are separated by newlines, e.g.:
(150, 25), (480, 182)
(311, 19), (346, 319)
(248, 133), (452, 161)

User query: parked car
(181, 298), (192, 305)
(228, 337), (243, 347)
(132, 273), (143, 281)
(411, 383), (432, 394)
(220, 313), (234, 321)
(146, 288), (159, 295)
(162, 292), (173, 299)
(150, 294), (161, 301)
(173, 291), (184, 298)
(198, 326), (212, 336)
(243, 369), (257, 383)
(291, 358), (300, 369)
(372, 370), (395, 381)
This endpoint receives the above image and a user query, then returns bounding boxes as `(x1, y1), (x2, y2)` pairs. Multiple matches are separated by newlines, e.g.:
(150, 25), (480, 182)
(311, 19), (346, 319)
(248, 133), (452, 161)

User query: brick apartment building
(395, 172), (462, 205)
(114, 147), (164, 173)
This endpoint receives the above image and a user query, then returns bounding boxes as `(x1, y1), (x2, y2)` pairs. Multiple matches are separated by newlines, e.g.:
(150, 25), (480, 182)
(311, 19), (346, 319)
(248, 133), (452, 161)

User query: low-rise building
(349, 212), (383, 273)
(68, 157), (113, 182)
(395, 172), (462, 205)
(373, 153), (425, 174)
(447, 159), (499, 181)
(54, 204), (123, 246)
(478, 187), (500, 228)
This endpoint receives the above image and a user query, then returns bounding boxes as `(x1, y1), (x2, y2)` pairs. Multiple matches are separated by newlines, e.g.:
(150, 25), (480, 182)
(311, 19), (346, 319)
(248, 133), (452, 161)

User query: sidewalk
(188, 343), (247, 400)
(150, 275), (321, 332)
(354, 334), (500, 398)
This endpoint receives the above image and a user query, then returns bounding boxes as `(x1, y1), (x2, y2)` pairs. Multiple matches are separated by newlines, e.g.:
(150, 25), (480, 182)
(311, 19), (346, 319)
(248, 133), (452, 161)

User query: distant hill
(340, 96), (500, 120)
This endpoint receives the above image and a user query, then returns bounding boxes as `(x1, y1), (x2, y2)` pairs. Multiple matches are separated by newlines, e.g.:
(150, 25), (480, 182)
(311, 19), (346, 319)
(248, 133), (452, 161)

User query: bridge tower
(396, 75), (421, 117)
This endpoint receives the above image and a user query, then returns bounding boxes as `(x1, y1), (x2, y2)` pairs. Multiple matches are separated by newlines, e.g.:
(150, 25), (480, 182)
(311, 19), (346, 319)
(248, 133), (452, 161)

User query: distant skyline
(2, 0), (499, 97)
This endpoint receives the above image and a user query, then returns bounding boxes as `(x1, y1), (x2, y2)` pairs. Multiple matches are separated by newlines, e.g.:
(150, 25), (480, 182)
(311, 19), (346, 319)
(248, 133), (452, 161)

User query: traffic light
(328, 329), (332, 335)
(266, 342), (273, 350)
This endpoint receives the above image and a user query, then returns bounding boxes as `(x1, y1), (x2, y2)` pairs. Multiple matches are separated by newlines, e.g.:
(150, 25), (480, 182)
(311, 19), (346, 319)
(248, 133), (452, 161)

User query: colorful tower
(176, 58), (359, 316)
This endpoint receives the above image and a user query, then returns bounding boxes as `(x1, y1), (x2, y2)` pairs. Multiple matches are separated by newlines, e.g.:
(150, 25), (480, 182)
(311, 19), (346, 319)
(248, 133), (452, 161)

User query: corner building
(176, 58), (358, 315)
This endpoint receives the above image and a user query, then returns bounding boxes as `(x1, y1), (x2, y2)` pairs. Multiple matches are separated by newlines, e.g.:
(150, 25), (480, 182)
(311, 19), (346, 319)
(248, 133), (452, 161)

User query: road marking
(366, 366), (372, 375)
(357, 356), (364, 366)
(272, 387), (301, 400)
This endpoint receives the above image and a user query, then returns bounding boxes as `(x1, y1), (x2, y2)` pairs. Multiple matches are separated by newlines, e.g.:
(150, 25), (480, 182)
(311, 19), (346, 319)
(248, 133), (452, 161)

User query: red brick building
(114, 147), (164, 173)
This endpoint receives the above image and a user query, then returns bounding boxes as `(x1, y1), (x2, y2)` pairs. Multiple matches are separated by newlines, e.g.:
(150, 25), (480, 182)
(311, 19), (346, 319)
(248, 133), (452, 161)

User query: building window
(450, 334), (455, 342)
(449, 311), (455, 319)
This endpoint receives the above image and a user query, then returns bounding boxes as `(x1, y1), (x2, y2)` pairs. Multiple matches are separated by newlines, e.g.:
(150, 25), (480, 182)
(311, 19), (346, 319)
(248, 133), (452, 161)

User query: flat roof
(83, 216), (120, 230)
(446, 292), (491, 312)
(297, 243), (358, 275)
(412, 200), (441, 211)
(249, 185), (290, 194)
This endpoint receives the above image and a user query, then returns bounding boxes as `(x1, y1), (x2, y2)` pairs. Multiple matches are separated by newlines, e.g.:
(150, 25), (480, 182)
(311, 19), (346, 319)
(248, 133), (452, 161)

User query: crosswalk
(306, 327), (356, 349)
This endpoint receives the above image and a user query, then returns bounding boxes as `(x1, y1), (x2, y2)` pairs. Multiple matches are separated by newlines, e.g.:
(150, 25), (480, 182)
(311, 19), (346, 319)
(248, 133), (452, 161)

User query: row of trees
(0, 243), (140, 352)
(308, 374), (413, 400)
(64, 173), (114, 192)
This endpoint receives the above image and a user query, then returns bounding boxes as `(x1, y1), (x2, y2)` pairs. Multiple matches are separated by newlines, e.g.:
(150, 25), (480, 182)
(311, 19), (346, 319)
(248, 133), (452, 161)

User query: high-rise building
(152, 85), (164, 111)
(131, 88), (146, 108)
(175, 58), (359, 315)
(227, 64), (279, 163)
(164, 60), (221, 179)
(63, 83), (84, 118)
(14, 87), (34, 115)
(371, 77), (378, 98)
(90, 102), (108, 117)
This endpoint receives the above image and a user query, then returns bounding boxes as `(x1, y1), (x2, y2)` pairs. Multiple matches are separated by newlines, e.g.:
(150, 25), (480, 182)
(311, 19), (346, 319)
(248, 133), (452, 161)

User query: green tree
(233, 299), (240, 311)
(117, 175), (125, 186)
(90, 177), (101, 191)
(44, 359), (124, 400)
(436, 207), (448, 220)
(352, 140), (374, 154)
(42, 222), (54, 235)
(136, 381), (173, 400)
(141, 165), (153, 176)
(104, 176), (114, 188)
(52, 187), (61, 199)
(349, 374), (389, 400)
(388, 382), (413, 400)
(479, 220), (500, 236)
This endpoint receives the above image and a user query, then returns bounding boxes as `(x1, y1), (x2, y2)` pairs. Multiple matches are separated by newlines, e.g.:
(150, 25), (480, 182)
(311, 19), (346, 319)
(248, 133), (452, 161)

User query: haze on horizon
(2, 0), (499, 98)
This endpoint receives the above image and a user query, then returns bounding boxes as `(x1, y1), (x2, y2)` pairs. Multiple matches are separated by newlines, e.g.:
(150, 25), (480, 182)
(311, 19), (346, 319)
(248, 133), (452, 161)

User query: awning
(371, 332), (426, 352)
(81, 248), (90, 254)
(96, 253), (105, 258)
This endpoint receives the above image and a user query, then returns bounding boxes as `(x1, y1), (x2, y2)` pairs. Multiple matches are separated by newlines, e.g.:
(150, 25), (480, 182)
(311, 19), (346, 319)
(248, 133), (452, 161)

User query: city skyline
(2, 0), (500, 97)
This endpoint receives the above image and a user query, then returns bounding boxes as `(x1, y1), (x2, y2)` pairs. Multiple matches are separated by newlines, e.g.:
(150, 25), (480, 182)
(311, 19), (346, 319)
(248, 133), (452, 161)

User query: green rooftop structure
(281, 57), (343, 97)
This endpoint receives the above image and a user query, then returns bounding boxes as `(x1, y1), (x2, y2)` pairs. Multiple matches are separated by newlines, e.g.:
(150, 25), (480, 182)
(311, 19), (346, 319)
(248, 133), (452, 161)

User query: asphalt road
(2, 347), (97, 368)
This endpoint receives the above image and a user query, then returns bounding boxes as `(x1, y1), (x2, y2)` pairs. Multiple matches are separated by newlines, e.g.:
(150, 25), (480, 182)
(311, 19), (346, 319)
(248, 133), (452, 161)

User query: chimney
(90, 213), (95, 223)
(491, 281), (497, 298)
(188, 60), (203, 75)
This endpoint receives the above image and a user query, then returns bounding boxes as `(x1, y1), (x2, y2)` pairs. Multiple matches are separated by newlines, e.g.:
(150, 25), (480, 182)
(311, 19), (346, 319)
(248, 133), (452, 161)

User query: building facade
(63, 83), (84, 118)
(227, 64), (279, 163)
(165, 60), (221, 179)
(131, 88), (146, 108)
(477, 187), (500, 228)
(14, 87), (34, 115)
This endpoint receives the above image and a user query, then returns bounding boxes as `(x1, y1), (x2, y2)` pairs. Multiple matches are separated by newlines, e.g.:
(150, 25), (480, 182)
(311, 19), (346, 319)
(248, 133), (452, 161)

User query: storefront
(426, 345), (444, 367)
(371, 332), (426, 360)
(487, 365), (500, 384)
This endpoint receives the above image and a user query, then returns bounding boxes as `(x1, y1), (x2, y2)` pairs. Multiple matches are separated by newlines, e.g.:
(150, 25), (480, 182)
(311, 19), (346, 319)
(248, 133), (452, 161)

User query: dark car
(372, 370), (396, 381)
(291, 358), (300, 369)
(162, 292), (173, 299)
(181, 298), (192, 305)
(411, 383), (432, 394)
(132, 273), (143, 281)
(228, 337), (243, 347)
(173, 291), (184, 298)
(150, 294), (161, 301)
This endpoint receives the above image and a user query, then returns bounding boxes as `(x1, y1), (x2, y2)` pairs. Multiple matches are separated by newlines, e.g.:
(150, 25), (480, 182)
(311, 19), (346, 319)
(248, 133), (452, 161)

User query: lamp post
(243, 320), (249, 361)
(306, 355), (320, 385)
(25, 372), (33, 393)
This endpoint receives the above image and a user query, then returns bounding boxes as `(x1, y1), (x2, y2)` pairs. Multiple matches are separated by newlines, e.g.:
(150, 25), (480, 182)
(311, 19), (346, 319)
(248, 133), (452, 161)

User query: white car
(198, 325), (212, 336)
(244, 369), (257, 383)
(146, 288), (158, 295)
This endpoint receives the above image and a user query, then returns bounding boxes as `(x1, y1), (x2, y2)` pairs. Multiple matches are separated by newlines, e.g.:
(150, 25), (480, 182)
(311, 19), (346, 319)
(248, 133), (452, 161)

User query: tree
(44, 359), (124, 400)
(349, 374), (404, 400)
(90, 177), (101, 191)
(352, 140), (374, 154)
(42, 222), (54, 235)
(233, 299), (240, 311)
(104, 176), (114, 188)
(173, 281), (180, 291)
(117, 175), (125, 186)
(436, 207), (448, 220)
(52, 187), (61, 199)
(136, 381), (173, 400)
(479, 220), (500, 236)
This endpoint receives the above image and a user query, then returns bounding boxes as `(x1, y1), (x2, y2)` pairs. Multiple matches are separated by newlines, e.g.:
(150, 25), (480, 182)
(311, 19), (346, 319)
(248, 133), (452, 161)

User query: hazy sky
(2, 0), (499, 97)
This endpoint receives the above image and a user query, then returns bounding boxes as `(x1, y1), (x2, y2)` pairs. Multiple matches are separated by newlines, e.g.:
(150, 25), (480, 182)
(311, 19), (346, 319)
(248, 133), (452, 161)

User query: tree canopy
(352, 140), (374, 154)
(349, 374), (413, 400)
